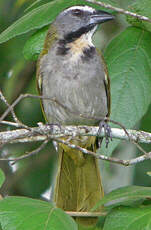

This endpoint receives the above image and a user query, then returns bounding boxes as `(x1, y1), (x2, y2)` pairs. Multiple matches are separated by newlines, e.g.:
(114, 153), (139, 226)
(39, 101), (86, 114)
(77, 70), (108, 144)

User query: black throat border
(57, 24), (96, 60)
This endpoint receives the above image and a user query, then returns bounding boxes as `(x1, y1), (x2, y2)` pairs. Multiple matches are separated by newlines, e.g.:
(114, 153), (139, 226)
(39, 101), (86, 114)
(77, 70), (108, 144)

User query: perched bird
(37, 5), (114, 225)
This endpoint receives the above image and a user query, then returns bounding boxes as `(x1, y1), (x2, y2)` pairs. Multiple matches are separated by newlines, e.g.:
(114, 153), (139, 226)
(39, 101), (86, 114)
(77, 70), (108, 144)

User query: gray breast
(40, 46), (108, 125)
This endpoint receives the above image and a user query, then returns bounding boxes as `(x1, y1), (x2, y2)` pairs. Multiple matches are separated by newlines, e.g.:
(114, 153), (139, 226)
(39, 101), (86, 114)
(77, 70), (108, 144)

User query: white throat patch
(66, 25), (97, 64)
(85, 25), (97, 46)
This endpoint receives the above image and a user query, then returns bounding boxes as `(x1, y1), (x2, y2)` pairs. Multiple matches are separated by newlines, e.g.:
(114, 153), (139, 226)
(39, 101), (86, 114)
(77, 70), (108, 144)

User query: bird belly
(42, 67), (108, 125)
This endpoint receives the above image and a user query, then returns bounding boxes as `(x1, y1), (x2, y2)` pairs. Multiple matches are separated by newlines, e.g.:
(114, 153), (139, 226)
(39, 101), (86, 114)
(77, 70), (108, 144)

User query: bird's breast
(40, 42), (108, 125)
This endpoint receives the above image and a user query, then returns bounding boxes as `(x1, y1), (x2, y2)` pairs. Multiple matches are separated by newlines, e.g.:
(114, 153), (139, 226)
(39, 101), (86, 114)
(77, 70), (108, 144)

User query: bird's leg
(98, 118), (112, 148)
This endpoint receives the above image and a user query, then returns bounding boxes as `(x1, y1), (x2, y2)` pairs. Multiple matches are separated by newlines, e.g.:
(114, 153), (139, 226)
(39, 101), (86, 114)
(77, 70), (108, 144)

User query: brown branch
(84, 0), (151, 23)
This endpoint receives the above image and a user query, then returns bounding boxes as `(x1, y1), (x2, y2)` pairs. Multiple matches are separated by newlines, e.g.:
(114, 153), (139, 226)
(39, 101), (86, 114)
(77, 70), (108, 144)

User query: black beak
(90, 10), (114, 25)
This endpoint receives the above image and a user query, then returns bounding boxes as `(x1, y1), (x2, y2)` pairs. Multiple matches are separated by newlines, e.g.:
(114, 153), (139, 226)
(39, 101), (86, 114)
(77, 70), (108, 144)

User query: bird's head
(54, 5), (114, 42)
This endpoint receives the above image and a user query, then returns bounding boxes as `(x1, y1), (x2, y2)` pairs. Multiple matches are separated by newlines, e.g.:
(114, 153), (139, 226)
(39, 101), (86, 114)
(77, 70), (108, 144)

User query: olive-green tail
(53, 139), (104, 226)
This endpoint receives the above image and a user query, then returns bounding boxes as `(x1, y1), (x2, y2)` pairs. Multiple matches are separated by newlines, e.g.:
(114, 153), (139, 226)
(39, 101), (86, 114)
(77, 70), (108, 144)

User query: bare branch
(0, 123), (151, 165)
(84, 0), (151, 23)
(0, 124), (151, 145)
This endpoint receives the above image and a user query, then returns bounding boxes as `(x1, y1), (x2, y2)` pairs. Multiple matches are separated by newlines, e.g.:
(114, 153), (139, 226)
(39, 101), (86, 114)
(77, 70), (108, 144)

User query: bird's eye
(71, 9), (83, 17)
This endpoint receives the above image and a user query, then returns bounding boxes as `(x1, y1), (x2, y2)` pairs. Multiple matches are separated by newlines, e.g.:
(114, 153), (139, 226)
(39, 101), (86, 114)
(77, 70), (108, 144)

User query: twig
(0, 120), (21, 128)
(51, 137), (151, 166)
(84, 0), (151, 23)
(0, 93), (40, 123)
(66, 211), (106, 217)
(0, 90), (19, 123)
(0, 139), (48, 162)
(0, 90), (31, 130)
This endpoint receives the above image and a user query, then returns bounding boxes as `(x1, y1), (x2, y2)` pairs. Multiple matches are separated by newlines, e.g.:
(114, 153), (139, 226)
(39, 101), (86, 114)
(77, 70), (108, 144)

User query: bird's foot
(98, 119), (112, 148)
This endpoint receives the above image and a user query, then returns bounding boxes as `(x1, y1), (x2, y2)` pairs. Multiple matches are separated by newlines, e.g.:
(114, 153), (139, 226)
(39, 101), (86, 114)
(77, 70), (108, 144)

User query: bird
(36, 5), (114, 226)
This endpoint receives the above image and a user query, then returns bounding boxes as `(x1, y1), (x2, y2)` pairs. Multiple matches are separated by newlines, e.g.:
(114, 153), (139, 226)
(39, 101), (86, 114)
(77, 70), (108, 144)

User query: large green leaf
(126, 0), (151, 33)
(24, 0), (55, 13)
(25, 0), (118, 13)
(93, 186), (151, 211)
(101, 26), (151, 155)
(0, 168), (5, 189)
(23, 25), (49, 60)
(0, 0), (116, 44)
(0, 196), (77, 230)
(103, 206), (151, 230)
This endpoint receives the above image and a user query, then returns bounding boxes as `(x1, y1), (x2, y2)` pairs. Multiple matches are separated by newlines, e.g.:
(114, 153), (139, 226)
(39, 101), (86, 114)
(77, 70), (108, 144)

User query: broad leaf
(104, 206), (151, 230)
(102, 26), (151, 155)
(23, 25), (49, 60)
(24, 0), (55, 13)
(0, 0), (116, 44)
(126, 0), (151, 33)
(0, 168), (5, 188)
(93, 186), (151, 211)
(24, 0), (118, 13)
(0, 196), (77, 230)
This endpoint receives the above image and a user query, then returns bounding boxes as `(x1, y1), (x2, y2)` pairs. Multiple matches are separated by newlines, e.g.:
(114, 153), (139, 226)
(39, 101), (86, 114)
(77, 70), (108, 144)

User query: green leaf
(126, 0), (151, 33)
(93, 186), (151, 211)
(0, 168), (5, 188)
(24, 0), (55, 13)
(0, 0), (115, 44)
(24, 0), (118, 14)
(103, 206), (151, 230)
(102, 26), (151, 155)
(78, 224), (101, 230)
(23, 25), (49, 60)
(0, 196), (77, 230)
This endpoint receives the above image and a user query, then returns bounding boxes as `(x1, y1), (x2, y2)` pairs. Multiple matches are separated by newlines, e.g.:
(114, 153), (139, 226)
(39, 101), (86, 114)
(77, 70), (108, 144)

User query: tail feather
(53, 137), (104, 226)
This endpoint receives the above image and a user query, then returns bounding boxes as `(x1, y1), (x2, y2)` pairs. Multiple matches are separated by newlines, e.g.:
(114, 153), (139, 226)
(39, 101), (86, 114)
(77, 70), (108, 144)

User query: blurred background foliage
(0, 0), (151, 201)
(0, 0), (57, 199)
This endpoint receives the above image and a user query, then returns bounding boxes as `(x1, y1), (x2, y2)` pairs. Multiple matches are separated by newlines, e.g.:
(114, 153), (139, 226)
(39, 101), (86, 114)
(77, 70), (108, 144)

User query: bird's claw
(98, 120), (112, 148)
